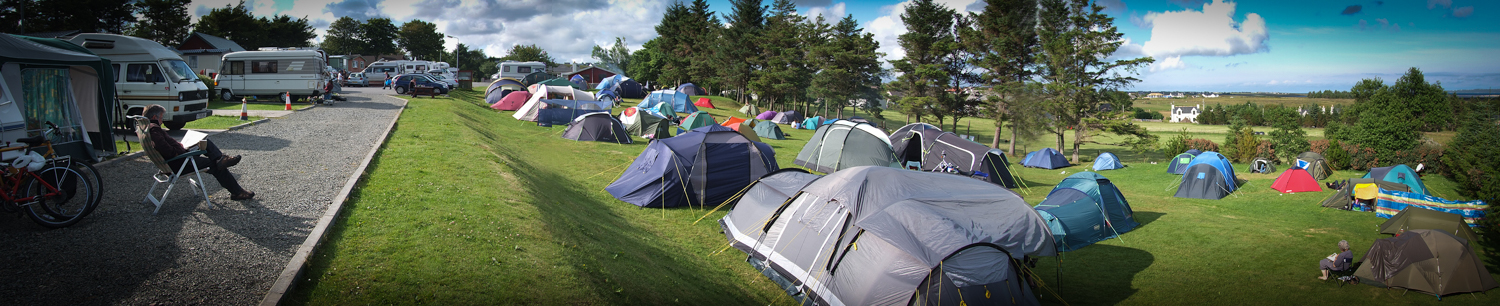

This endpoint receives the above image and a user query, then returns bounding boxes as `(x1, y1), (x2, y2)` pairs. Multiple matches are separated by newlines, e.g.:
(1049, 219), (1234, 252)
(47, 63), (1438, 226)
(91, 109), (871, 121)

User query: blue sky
(191, 0), (1499, 93)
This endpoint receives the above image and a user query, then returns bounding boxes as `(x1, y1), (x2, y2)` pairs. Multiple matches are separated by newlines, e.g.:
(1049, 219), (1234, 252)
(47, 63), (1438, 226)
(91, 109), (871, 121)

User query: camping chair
(129, 116), (213, 214)
(1327, 257), (1357, 287)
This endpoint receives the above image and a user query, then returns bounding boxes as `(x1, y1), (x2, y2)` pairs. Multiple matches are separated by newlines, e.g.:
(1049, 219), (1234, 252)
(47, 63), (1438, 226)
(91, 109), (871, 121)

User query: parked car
(346, 72), (367, 87)
(392, 74), (449, 95)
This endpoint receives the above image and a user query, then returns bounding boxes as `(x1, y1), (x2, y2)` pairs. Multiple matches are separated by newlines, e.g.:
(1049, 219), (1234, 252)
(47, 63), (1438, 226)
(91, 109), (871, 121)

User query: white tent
(513, 85), (599, 121)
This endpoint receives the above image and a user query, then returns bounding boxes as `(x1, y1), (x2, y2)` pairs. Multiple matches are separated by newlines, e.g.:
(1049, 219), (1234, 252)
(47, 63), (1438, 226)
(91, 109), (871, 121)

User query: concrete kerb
(258, 98), (407, 305)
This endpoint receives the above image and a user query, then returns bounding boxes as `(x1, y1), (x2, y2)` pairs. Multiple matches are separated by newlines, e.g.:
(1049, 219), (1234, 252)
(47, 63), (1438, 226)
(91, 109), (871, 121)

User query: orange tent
(1271, 168), (1323, 193)
(695, 97), (715, 109)
(720, 117), (759, 141)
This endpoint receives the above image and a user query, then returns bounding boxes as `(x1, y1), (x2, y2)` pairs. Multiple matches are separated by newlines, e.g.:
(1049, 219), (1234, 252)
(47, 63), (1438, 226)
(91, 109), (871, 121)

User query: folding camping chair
(1327, 257), (1357, 287)
(129, 116), (213, 214)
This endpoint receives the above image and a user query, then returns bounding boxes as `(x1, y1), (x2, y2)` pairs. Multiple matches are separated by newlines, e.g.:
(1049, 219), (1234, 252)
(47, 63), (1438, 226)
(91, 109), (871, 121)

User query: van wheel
(395, 86), (408, 94)
(221, 90), (235, 102)
(164, 121), (186, 131)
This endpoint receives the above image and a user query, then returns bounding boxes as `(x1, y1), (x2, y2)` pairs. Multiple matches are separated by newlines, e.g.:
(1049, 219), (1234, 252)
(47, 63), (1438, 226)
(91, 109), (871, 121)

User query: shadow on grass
(453, 96), (772, 304)
(1133, 211), (1166, 229)
(1036, 244), (1155, 305)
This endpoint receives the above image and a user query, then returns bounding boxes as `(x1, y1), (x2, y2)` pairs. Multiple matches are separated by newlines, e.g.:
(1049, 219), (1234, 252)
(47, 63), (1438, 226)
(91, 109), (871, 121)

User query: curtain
(22, 68), (82, 143)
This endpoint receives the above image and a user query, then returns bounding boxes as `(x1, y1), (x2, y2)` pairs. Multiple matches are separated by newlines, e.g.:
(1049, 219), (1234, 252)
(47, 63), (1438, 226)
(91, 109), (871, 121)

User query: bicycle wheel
(66, 160), (103, 217)
(24, 166), (96, 228)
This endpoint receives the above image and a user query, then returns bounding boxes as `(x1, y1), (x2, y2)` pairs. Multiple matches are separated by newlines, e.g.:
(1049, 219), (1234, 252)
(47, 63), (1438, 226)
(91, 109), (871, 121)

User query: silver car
(345, 72), (368, 87)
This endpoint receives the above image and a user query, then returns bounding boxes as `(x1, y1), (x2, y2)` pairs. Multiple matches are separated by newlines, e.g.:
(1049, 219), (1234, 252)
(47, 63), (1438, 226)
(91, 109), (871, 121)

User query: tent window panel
(126, 64), (164, 83)
(20, 68), (83, 142)
(252, 61), (278, 73)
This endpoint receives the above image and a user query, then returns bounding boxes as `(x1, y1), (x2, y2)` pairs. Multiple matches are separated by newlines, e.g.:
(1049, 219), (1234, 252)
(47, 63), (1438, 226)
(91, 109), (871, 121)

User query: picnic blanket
(1375, 189), (1488, 227)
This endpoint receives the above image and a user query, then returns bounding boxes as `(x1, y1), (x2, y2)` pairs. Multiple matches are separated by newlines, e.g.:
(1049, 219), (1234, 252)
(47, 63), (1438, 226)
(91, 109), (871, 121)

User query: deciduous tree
(397, 20), (444, 61)
(361, 18), (400, 55)
(126, 0), (193, 47)
(320, 17), (365, 55)
(591, 37), (633, 75)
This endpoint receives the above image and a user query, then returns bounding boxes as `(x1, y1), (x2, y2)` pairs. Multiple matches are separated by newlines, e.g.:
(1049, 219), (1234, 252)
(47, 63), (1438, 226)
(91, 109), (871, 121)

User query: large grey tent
(1353, 229), (1497, 297)
(606, 125), (777, 208)
(0, 34), (120, 162)
(721, 166), (1057, 306)
(889, 123), (1019, 188)
(561, 112), (631, 143)
(795, 119), (897, 173)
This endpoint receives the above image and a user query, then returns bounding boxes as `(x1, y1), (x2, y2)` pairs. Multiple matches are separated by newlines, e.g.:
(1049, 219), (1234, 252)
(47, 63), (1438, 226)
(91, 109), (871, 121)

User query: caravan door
(219, 60), (247, 100)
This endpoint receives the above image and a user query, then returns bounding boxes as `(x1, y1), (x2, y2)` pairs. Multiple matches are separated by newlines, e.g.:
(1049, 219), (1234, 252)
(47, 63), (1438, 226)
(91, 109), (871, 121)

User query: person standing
(382, 72), (392, 89)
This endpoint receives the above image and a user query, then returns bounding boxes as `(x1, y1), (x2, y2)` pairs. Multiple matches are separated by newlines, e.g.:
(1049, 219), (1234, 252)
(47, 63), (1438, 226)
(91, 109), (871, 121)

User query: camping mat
(1376, 189), (1488, 227)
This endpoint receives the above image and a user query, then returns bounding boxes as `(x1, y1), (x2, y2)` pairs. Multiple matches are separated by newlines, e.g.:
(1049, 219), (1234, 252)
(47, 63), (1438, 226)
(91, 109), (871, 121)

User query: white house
(1171, 104), (1201, 123)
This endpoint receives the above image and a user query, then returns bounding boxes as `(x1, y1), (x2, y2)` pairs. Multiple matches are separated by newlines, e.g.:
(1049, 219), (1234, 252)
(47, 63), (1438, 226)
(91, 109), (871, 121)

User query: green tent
(521, 71), (557, 86)
(1379, 207), (1480, 243)
(537, 77), (582, 89)
(0, 34), (119, 162)
(739, 104), (759, 115)
(753, 120), (785, 140)
(681, 111), (716, 130)
(624, 112), (673, 139)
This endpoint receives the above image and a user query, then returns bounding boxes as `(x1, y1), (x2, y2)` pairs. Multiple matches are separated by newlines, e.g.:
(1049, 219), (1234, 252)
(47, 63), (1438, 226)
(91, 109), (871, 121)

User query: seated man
(1318, 240), (1353, 280)
(144, 104), (255, 200)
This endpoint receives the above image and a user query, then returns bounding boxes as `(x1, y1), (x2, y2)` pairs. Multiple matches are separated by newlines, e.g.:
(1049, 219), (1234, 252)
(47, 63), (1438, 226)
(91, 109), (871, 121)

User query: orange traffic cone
(240, 97), (249, 120)
(283, 92), (292, 111)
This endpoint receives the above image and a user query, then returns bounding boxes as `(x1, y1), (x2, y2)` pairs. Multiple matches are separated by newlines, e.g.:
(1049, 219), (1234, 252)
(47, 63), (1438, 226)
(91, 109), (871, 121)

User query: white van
(496, 61), (547, 80)
(214, 50), (328, 102)
(66, 33), (211, 130)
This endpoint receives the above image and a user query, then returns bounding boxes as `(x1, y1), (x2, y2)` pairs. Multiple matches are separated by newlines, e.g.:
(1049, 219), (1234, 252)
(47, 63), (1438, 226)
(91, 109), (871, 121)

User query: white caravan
(214, 50), (328, 102)
(496, 61), (547, 80)
(66, 33), (211, 130)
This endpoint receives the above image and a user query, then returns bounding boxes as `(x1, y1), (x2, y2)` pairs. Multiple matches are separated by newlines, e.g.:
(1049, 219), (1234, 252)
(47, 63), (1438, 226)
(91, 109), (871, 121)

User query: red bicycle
(0, 122), (100, 228)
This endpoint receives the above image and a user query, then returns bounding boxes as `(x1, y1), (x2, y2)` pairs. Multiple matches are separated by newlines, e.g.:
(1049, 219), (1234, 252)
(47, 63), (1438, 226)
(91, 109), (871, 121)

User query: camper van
(66, 33), (211, 130)
(496, 61), (547, 80)
(214, 50), (328, 102)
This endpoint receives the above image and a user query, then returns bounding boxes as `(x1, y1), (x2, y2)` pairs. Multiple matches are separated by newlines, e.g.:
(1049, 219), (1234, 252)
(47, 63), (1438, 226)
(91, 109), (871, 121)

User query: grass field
(289, 90), (1496, 305)
(1132, 96), (1357, 115)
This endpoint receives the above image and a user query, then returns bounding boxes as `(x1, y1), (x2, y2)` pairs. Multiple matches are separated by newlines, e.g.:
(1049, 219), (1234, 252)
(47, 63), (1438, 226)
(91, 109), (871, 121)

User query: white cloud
(1138, 0), (1267, 58)
(1427, 0), (1452, 10)
(1151, 56), (1189, 72)
(806, 3), (847, 23)
(1452, 6), (1473, 18)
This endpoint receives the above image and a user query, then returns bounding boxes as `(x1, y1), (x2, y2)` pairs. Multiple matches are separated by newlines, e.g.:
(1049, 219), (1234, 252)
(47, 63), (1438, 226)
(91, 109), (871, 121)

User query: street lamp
(445, 35), (458, 71)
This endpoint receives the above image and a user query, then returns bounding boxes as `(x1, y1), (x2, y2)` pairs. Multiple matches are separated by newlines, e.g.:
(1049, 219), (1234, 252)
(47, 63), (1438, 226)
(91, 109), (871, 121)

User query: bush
(1255, 140), (1277, 163)
(1165, 129), (1191, 155)
(1440, 111), (1500, 237)
(1344, 142), (1380, 171)
(199, 74), (218, 102)
(1185, 138), (1220, 152)
(1309, 139), (1330, 155)
(1324, 140), (1351, 170)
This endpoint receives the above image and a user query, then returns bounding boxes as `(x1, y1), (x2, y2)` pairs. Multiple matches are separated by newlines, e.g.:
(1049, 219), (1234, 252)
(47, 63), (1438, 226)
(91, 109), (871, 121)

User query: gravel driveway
(0, 87), (405, 305)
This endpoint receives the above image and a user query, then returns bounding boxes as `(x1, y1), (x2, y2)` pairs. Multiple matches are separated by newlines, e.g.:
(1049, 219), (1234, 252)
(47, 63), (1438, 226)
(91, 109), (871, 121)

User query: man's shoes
(218, 155), (241, 169)
(231, 191), (255, 201)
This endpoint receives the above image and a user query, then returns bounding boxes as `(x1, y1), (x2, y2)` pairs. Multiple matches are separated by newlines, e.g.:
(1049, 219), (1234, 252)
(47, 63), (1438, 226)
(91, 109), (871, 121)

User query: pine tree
(1036, 0), (1152, 162)
(963, 0), (1040, 153)
(808, 15), (884, 119)
(126, 0), (193, 47)
(749, 0), (810, 111)
(890, 0), (957, 125)
(717, 0), (766, 105)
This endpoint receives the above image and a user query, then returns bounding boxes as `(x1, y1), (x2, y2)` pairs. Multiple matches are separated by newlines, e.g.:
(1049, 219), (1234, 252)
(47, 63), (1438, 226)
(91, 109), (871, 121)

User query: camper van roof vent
(80, 39), (114, 49)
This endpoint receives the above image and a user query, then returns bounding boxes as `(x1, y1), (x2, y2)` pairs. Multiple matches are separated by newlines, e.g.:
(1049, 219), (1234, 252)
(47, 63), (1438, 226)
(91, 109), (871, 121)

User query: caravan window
(517, 66), (531, 73)
(504, 66), (511, 72)
(252, 61), (278, 73)
(225, 61), (245, 75)
(126, 64), (165, 82)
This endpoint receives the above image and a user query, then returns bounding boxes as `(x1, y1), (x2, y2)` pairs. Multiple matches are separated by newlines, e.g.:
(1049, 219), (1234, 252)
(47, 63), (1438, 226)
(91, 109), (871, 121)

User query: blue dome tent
(1092, 152), (1123, 171)
(606, 125), (778, 208)
(1175, 152), (1239, 200)
(1021, 148), (1070, 169)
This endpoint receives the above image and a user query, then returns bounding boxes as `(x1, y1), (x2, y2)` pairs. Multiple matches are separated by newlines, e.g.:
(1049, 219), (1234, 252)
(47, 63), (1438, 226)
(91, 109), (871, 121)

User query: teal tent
(752, 120), (785, 140)
(801, 116), (823, 130)
(1363, 164), (1429, 195)
(681, 111), (715, 130)
(1034, 172), (1138, 252)
(1, 34), (120, 162)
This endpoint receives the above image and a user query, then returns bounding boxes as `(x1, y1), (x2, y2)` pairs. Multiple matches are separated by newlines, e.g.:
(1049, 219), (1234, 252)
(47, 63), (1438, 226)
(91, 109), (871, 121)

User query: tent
(1092, 152), (1124, 171)
(1186, 149), (1203, 155)
(568, 74), (586, 87)
(641, 89), (696, 114)
(738, 104), (758, 115)
(1249, 158), (1276, 174)
(484, 89), (506, 106)
(562, 112), (631, 144)
(889, 123), (1019, 188)
(537, 77), (582, 89)
(720, 117), (760, 142)
(1021, 148), (1070, 169)
(619, 107), (673, 139)
(1375, 189), (1488, 227)
(795, 119), (897, 173)
(512, 85), (601, 121)
(755, 111), (777, 120)
(1034, 172), (1138, 252)
(595, 75), (623, 92)
(1353, 229), (1497, 297)
(617, 79), (645, 98)
(1363, 164), (1428, 195)
(1297, 152), (1331, 180)
(1174, 152), (1239, 200)
(520, 71), (556, 85)
(1320, 178), (1411, 209)
(676, 83), (705, 96)
(680, 111), (715, 130)
(595, 90), (620, 104)
(642, 101), (677, 120)
(1166, 150), (1200, 174)
(490, 91), (531, 111)
(606, 125), (777, 208)
(693, 97), (715, 109)
(800, 116), (823, 130)
(0, 34), (120, 162)
(1379, 207), (1480, 244)
(720, 166), (1056, 306)
(752, 120), (785, 140)
(485, 78), (525, 96)
(1270, 167), (1322, 193)
(771, 110), (801, 124)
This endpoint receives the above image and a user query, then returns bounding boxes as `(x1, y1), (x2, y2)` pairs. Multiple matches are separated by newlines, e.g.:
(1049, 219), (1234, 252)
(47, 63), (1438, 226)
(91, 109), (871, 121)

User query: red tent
(1271, 167), (1323, 193)
(493, 91), (531, 111)
(694, 97), (715, 109)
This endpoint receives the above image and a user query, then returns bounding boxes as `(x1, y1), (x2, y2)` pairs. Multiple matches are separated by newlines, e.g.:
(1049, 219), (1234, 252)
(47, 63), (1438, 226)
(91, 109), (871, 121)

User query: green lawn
(290, 92), (1497, 305)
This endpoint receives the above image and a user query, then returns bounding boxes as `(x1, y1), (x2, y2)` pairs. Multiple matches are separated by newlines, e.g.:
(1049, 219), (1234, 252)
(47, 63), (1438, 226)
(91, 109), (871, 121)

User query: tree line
(1306, 90), (1354, 99)
(1, 0), (316, 51)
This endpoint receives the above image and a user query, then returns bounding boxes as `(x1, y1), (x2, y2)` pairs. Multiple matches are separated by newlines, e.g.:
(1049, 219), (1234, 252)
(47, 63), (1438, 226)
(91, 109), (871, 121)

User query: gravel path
(0, 87), (405, 305)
